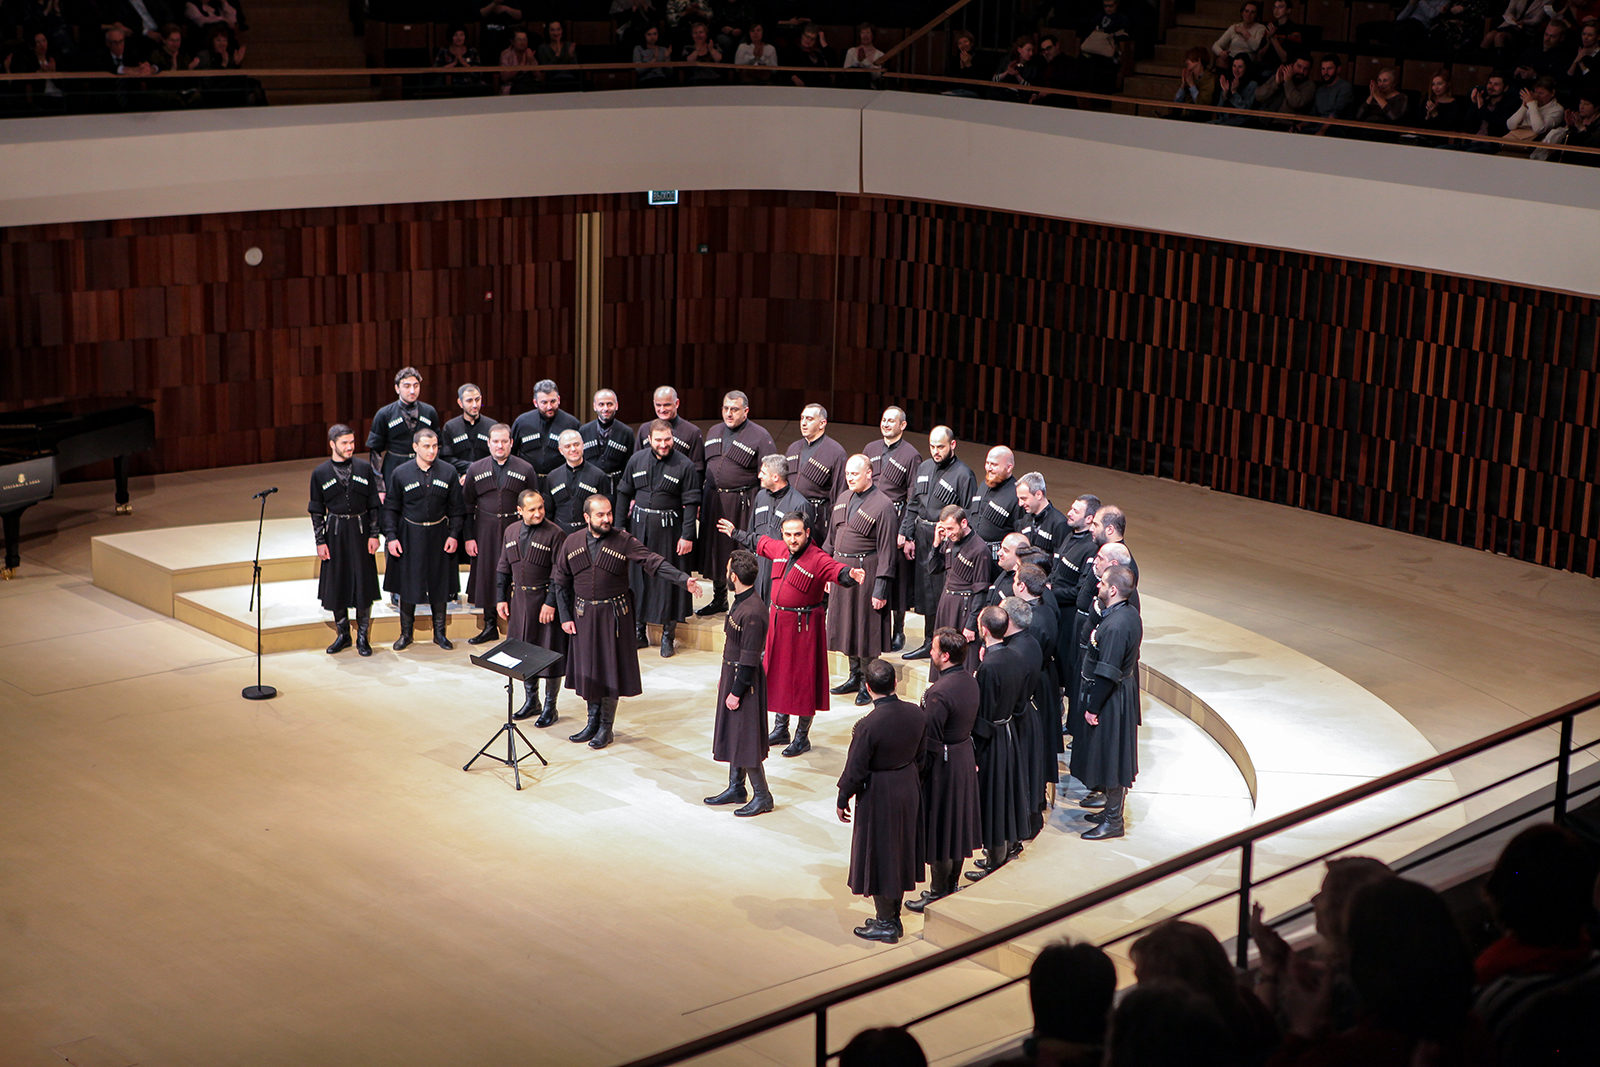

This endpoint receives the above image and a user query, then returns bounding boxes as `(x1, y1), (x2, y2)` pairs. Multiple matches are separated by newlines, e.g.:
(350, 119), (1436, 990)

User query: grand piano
(0, 397), (157, 579)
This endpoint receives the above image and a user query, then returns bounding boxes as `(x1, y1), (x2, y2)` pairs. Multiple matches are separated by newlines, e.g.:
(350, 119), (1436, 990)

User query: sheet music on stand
(465, 638), (564, 790)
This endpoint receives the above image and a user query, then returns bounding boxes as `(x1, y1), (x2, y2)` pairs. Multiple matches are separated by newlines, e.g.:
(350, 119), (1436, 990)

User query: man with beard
(837, 658), (926, 945)
(496, 489), (567, 726)
(928, 505), (991, 679)
(696, 390), (776, 617)
(1016, 472), (1072, 565)
(862, 406), (922, 651)
(308, 423), (382, 656)
(906, 628), (982, 913)
(701, 549), (775, 817)
(540, 429), (608, 535)
(741, 454), (811, 600)
(510, 379), (582, 476)
(461, 423), (536, 645)
(785, 403), (848, 545)
(1089, 504), (1139, 593)
(634, 385), (706, 479)
(971, 445), (1024, 559)
(579, 388), (634, 497)
(984, 532), (1035, 610)
(899, 426), (978, 660)
(367, 366), (441, 501)
(827, 455), (901, 707)
(1069, 542), (1133, 807)
(552, 494), (702, 750)
(1076, 565), (1142, 840)
(1253, 53), (1315, 114)
(723, 514), (866, 756)
(617, 419), (702, 658)
(441, 382), (496, 478)
(381, 428), (465, 651)
(967, 605), (1032, 882)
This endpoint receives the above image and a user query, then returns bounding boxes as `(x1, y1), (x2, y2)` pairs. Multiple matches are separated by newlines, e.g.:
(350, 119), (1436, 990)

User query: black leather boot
(355, 607), (373, 656)
(1081, 787), (1126, 840)
(660, 621), (676, 658)
(704, 765), (747, 805)
(830, 659), (862, 694)
(782, 716), (812, 758)
(855, 679), (871, 706)
(569, 702), (600, 744)
(1081, 790), (1107, 809)
(734, 764), (774, 816)
(902, 626), (933, 660)
(533, 678), (559, 728)
(589, 697), (617, 749)
(431, 602), (453, 649)
(467, 617), (499, 645)
(512, 680), (538, 720)
(393, 604), (415, 651)
(694, 583), (728, 617)
(766, 713), (791, 746)
(325, 614), (351, 654)
(889, 611), (906, 652)
(635, 623), (649, 649)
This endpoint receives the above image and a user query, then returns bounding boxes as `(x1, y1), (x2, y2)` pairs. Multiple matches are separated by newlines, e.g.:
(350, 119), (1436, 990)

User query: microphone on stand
(252, 487), (279, 500)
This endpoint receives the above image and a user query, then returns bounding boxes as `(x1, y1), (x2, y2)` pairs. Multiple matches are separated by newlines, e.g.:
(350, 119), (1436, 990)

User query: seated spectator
(1418, 70), (1476, 132)
(433, 25), (485, 93)
(838, 1026), (926, 1067)
(1504, 73), (1565, 139)
(1214, 53), (1260, 124)
(681, 20), (723, 83)
(195, 24), (259, 107)
(1355, 67), (1409, 124)
(634, 23), (672, 86)
(733, 21), (777, 69)
(1130, 920), (1280, 1065)
(842, 21), (884, 88)
(1271, 878), (1486, 1067)
(106, 0), (174, 50)
(1355, 0), (1465, 57)
(990, 941), (1115, 1067)
(783, 23), (834, 88)
(1513, 19), (1577, 84)
(1310, 53), (1354, 120)
(1473, 823), (1599, 1050)
(1029, 33), (1076, 104)
(1212, 2), (1268, 69)
(99, 25), (152, 76)
(1256, 0), (1307, 67)
(148, 21), (193, 71)
(1470, 71), (1521, 136)
(1563, 89), (1600, 160)
(1252, 52), (1314, 114)
(476, 0), (522, 61)
(992, 34), (1041, 100)
(183, 0), (235, 39)
(611, 0), (655, 48)
(5, 30), (68, 111)
(537, 18), (581, 91)
(664, 0), (713, 49)
(500, 29), (539, 95)
(713, 0), (751, 58)
(943, 28), (989, 89)
(1174, 46), (1219, 113)
(1080, 0), (1132, 91)
(1105, 980), (1238, 1067)
(1569, 18), (1599, 85)
(1483, 0), (1551, 56)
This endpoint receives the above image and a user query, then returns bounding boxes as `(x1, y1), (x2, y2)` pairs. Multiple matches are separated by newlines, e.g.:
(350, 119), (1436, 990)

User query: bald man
(862, 406), (922, 651)
(634, 384), (706, 477)
(540, 428), (609, 534)
(899, 426), (978, 660)
(579, 388), (634, 498)
(785, 402), (849, 547)
(970, 445), (1024, 558)
(826, 454), (901, 706)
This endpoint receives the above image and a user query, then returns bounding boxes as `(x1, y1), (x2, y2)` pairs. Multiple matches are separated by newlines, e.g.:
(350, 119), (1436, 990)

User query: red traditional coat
(748, 534), (856, 717)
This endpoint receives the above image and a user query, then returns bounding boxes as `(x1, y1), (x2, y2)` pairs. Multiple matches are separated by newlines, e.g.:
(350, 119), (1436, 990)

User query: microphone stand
(242, 488), (278, 700)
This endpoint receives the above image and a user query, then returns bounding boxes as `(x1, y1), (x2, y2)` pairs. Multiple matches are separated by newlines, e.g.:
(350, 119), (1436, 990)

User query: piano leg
(2, 510), (20, 579)
(114, 455), (133, 515)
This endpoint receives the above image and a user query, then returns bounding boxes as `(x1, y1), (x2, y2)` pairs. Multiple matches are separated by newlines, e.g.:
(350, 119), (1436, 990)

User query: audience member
(943, 27), (988, 90)
(148, 21), (193, 70)
(992, 34), (1040, 100)
(476, 0), (520, 59)
(5, 30), (67, 110)
(1212, 2), (1267, 68)
(1569, 18), (1599, 82)
(784, 23), (834, 87)
(1504, 74), (1565, 140)
(838, 1026), (927, 1067)
(500, 29), (539, 95)
(1419, 70), (1476, 132)
(1029, 32), (1075, 104)
(992, 941), (1115, 1067)
(537, 18), (581, 91)
(713, 0), (751, 58)
(1483, 0), (1551, 56)
(681, 20), (723, 83)
(1079, 0), (1133, 91)
(1355, 0), (1463, 57)
(1310, 53), (1354, 121)
(664, 0), (713, 48)
(1131, 920), (1279, 1065)
(183, 0), (235, 39)
(1252, 53), (1314, 114)
(1470, 71), (1521, 136)
(1513, 19), (1576, 84)
(1106, 979), (1240, 1067)
(433, 25), (484, 93)
(1355, 66), (1408, 124)
(1214, 53), (1258, 124)
(611, 0), (655, 47)
(1562, 89), (1600, 160)
(842, 21), (884, 87)
(195, 23), (257, 106)
(1175, 46), (1218, 111)
(733, 21), (777, 68)
(1256, 0), (1306, 66)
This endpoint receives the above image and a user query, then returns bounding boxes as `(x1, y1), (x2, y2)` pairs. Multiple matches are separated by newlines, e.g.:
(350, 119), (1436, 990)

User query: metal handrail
(619, 689), (1600, 1067)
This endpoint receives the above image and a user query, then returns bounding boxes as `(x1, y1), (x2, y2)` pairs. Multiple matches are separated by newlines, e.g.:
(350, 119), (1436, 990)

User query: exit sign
(648, 190), (679, 206)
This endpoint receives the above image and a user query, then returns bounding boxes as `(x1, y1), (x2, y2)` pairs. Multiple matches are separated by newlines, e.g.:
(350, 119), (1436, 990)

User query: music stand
(465, 638), (563, 789)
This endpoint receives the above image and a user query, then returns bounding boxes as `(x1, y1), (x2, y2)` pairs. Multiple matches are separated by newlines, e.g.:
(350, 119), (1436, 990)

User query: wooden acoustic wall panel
(1, 199), (577, 476)
(835, 197), (1599, 576)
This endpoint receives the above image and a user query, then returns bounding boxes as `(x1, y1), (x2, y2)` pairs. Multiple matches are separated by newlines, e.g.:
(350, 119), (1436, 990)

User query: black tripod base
(242, 684), (278, 700)
(464, 721), (549, 790)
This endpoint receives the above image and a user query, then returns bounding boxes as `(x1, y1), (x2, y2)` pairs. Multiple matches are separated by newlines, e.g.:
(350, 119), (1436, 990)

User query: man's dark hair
(838, 1026), (925, 1067)
(978, 605), (1009, 639)
(648, 418), (675, 436)
(328, 423), (352, 442)
(518, 488), (542, 508)
(1484, 823), (1597, 947)
(394, 366), (421, 386)
(1104, 564), (1136, 598)
(412, 428), (438, 446)
(1076, 493), (1102, 517)
(1016, 563), (1048, 597)
(728, 549), (758, 588)
(932, 626), (966, 662)
(1016, 546), (1051, 570)
(1346, 878), (1473, 1041)
(1097, 505), (1127, 538)
(457, 382), (480, 400)
(1106, 980), (1235, 1067)
(583, 493), (610, 516)
(938, 504), (968, 524)
(1029, 941), (1116, 1044)
(863, 657), (896, 696)
(1321, 51), (1343, 67)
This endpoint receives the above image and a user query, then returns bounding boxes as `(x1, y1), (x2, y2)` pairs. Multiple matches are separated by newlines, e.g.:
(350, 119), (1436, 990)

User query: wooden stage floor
(2, 420), (1597, 1066)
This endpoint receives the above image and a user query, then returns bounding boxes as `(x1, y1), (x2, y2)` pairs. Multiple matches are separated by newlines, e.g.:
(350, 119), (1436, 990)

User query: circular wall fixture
(243, 246), (264, 267)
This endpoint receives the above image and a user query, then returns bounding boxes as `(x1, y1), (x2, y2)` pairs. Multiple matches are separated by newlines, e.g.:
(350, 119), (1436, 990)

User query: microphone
(252, 487), (279, 499)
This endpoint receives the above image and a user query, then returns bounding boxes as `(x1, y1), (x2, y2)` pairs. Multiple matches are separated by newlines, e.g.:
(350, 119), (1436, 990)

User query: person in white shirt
(842, 21), (885, 86)
(733, 21), (777, 66)
(1212, 2), (1268, 67)
(1504, 75), (1566, 141)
